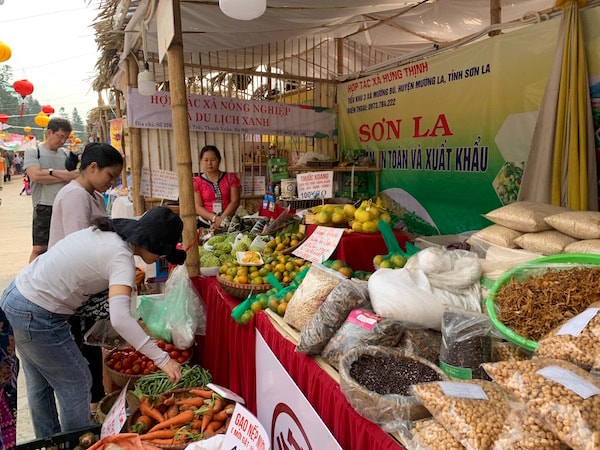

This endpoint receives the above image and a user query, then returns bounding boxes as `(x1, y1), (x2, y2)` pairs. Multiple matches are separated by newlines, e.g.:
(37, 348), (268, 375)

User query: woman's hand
(161, 359), (182, 383)
(213, 215), (225, 228)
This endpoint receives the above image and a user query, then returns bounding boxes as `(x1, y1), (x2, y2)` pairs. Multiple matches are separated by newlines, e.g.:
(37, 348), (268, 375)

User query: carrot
(203, 420), (224, 439)
(131, 414), (154, 434)
(165, 404), (180, 420)
(212, 398), (225, 413)
(212, 410), (228, 422)
(148, 409), (196, 433)
(175, 397), (205, 408)
(200, 408), (214, 433)
(162, 395), (177, 406)
(139, 429), (176, 441)
(216, 417), (231, 434)
(190, 418), (202, 430)
(189, 388), (214, 399)
(139, 397), (165, 423)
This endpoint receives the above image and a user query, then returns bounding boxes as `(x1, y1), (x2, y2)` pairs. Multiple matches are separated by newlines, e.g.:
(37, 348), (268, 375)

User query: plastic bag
(283, 263), (346, 331)
(296, 278), (370, 354)
(338, 345), (446, 432)
(84, 318), (128, 348)
(483, 358), (600, 450)
(411, 379), (514, 450)
(534, 301), (600, 370)
(321, 308), (405, 369)
(138, 266), (206, 349)
(439, 306), (492, 380)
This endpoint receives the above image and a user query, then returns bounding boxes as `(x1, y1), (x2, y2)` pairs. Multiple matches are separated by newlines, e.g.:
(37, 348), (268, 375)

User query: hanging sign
(296, 171), (333, 200)
(292, 226), (344, 263)
(127, 88), (335, 138)
(141, 167), (179, 200)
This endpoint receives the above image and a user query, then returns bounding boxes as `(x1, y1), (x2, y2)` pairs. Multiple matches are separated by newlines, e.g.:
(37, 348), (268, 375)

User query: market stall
(192, 275), (404, 450)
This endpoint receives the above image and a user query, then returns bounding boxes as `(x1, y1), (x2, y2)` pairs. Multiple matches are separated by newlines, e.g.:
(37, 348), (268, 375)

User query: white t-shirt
(16, 227), (136, 314)
(48, 180), (108, 248)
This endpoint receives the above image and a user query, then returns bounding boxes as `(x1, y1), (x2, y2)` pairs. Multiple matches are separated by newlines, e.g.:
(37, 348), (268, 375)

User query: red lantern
(13, 79), (34, 117)
(28, 134), (35, 140)
(42, 105), (55, 115)
(0, 114), (8, 124)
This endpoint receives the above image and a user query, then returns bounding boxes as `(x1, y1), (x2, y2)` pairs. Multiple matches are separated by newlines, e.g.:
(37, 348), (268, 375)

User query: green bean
(132, 364), (213, 399)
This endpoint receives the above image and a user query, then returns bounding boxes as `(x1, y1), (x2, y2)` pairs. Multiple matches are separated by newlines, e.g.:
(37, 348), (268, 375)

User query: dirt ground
(0, 174), (37, 443)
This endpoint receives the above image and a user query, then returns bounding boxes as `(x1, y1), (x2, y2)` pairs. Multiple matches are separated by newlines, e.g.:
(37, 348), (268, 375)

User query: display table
(192, 276), (404, 450)
(305, 224), (410, 272)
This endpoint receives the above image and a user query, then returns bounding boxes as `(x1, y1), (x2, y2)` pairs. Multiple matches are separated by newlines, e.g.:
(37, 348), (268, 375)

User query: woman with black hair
(0, 207), (186, 439)
(193, 145), (241, 228)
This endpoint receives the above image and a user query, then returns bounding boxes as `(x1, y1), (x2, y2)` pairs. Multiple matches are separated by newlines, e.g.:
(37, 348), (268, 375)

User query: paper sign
(242, 176), (266, 196)
(101, 382), (130, 438)
(296, 171), (333, 200)
(222, 403), (270, 450)
(292, 226), (345, 263)
(141, 167), (179, 200)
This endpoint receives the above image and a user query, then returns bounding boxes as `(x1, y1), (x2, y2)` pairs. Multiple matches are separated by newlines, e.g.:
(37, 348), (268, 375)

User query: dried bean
(349, 354), (442, 396)
(483, 358), (600, 450)
(412, 379), (513, 450)
(412, 419), (463, 450)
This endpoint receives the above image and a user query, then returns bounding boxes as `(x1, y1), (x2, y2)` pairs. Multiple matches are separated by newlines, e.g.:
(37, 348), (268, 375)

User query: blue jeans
(0, 281), (92, 438)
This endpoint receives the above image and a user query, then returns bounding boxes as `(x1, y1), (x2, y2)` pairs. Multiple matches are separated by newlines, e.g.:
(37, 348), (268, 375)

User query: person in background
(2, 151), (10, 183)
(0, 206), (186, 439)
(0, 309), (17, 450)
(193, 145), (241, 228)
(19, 175), (30, 196)
(48, 142), (124, 418)
(12, 154), (22, 175)
(23, 118), (79, 262)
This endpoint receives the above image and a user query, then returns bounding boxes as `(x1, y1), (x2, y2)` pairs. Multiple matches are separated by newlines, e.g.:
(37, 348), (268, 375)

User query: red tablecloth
(305, 225), (409, 272)
(192, 276), (403, 450)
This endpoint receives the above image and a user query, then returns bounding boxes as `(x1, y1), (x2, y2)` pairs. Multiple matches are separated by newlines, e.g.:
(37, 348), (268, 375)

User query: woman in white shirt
(0, 206), (186, 439)
(48, 142), (123, 417)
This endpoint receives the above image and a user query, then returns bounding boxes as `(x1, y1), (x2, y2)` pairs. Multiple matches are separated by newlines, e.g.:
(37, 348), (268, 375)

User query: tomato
(181, 349), (192, 359)
(169, 350), (181, 359)
(111, 352), (124, 361)
(122, 358), (133, 369)
(125, 368), (134, 375)
(143, 369), (151, 375)
(177, 356), (188, 364)
(147, 362), (158, 373)
(164, 343), (175, 353)
(114, 361), (123, 372)
(156, 340), (167, 350)
(132, 364), (141, 374)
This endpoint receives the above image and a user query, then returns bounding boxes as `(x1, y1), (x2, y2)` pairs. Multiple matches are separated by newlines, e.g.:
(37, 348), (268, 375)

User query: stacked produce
(306, 198), (392, 233)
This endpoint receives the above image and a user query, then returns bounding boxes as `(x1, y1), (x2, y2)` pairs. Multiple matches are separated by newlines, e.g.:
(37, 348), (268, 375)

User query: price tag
(222, 403), (270, 450)
(292, 226), (345, 263)
(101, 382), (130, 438)
(296, 171), (333, 200)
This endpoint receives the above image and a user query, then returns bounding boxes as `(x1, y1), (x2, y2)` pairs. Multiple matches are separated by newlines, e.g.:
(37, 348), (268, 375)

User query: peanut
(483, 358), (600, 450)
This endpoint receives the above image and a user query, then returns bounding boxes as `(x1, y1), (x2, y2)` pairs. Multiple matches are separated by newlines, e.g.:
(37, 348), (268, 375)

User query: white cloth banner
(126, 87), (335, 137)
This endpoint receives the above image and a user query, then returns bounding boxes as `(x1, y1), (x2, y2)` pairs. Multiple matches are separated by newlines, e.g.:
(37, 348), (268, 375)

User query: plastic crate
(16, 424), (101, 450)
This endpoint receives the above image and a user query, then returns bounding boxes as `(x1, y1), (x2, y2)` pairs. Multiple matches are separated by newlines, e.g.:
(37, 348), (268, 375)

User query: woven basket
(96, 390), (139, 424)
(105, 346), (193, 388)
(127, 388), (211, 450)
(216, 274), (271, 300)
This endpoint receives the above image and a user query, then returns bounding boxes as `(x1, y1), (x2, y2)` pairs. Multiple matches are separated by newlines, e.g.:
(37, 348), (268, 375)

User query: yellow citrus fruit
(351, 221), (363, 233)
(250, 301), (263, 313)
(277, 302), (288, 316)
(362, 220), (378, 233)
(331, 211), (347, 225)
(373, 254), (384, 266)
(343, 204), (356, 218)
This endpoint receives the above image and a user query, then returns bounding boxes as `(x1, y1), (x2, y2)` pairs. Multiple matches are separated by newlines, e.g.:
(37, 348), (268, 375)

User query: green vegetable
(132, 364), (212, 400)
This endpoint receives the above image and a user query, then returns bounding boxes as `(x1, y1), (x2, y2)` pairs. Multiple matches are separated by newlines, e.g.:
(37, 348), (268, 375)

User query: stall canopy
(106, 0), (560, 88)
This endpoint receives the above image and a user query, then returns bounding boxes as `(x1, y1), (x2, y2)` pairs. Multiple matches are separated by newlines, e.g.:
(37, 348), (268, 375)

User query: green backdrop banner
(338, 7), (600, 235)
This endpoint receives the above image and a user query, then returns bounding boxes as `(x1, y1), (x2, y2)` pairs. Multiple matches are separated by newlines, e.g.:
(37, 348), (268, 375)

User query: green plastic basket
(486, 253), (600, 352)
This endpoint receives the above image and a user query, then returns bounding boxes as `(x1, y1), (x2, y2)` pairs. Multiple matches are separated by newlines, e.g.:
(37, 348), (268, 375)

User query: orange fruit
(237, 275), (248, 284)
(277, 302), (288, 316)
(275, 263), (286, 273)
(338, 266), (353, 278)
(250, 301), (263, 313)
(268, 298), (279, 312)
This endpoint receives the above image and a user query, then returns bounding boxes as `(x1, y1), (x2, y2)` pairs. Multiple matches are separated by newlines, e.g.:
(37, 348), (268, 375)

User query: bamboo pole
(126, 54), (145, 216)
(167, 0), (200, 276)
(114, 89), (129, 190)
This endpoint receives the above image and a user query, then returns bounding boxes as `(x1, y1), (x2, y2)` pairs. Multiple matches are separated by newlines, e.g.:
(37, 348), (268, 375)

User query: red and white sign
(222, 403), (270, 450)
(101, 382), (130, 438)
(292, 226), (344, 263)
(296, 171), (334, 200)
(126, 88), (335, 138)
(256, 333), (343, 450)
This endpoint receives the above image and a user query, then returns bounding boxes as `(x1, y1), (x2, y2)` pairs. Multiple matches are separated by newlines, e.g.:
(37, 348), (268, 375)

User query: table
(192, 276), (404, 450)
(305, 224), (409, 272)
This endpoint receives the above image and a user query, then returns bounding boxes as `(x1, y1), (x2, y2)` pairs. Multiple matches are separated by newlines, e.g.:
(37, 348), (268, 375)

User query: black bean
(349, 354), (443, 396)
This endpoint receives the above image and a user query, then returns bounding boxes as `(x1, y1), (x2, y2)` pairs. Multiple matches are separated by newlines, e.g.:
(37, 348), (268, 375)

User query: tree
(71, 108), (84, 133)
(59, 107), (69, 120)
